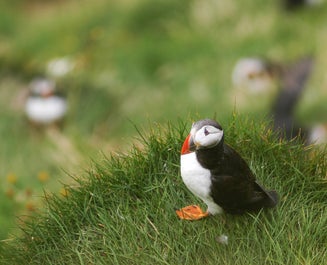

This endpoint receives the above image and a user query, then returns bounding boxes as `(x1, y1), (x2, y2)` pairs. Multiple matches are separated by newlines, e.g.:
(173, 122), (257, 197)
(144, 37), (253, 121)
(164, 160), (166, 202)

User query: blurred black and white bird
(25, 78), (67, 127)
(176, 119), (278, 220)
(232, 55), (326, 145)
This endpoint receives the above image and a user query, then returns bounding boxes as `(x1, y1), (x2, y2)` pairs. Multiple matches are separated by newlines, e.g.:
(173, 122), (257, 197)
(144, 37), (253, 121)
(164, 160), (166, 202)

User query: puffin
(176, 119), (278, 220)
(25, 78), (67, 127)
(231, 56), (312, 95)
(232, 56), (323, 145)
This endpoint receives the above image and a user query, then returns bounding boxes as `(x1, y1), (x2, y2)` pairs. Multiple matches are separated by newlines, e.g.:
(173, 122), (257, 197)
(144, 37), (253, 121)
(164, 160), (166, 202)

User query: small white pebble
(216, 234), (228, 245)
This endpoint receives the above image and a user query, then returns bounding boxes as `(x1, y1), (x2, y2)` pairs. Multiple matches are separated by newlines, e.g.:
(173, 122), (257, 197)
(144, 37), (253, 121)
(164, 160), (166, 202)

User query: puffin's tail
(248, 181), (279, 210)
(264, 190), (279, 208)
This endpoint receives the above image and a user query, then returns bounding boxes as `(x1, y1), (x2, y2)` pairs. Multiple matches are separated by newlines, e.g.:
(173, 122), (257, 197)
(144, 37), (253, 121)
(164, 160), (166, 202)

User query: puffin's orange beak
(181, 134), (195, 155)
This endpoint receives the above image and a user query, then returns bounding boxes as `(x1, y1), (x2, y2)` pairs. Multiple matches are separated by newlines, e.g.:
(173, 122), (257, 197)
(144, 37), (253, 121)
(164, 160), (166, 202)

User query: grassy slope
(1, 117), (326, 264)
(0, 0), (327, 258)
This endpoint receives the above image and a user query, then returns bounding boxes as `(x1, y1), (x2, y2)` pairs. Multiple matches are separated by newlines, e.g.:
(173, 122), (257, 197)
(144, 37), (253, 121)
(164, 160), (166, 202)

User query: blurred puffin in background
(25, 78), (67, 128)
(232, 55), (326, 145)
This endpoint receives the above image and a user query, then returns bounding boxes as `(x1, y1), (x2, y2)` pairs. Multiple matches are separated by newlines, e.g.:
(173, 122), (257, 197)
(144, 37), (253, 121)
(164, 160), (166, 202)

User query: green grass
(0, 0), (327, 259)
(1, 117), (326, 264)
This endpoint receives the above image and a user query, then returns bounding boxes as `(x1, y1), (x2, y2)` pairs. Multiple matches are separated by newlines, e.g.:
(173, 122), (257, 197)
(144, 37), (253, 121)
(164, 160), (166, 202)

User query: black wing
(221, 143), (256, 182)
(210, 144), (278, 214)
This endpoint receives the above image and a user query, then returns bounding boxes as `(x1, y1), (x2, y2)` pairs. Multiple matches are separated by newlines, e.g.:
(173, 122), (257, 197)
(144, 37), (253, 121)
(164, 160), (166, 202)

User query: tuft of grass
(1, 116), (326, 264)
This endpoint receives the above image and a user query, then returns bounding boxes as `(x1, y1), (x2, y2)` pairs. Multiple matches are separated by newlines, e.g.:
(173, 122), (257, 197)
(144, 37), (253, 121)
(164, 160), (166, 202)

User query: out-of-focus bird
(25, 78), (67, 127)
(232, 55), (326, 145)
(176, 119), (278, 220)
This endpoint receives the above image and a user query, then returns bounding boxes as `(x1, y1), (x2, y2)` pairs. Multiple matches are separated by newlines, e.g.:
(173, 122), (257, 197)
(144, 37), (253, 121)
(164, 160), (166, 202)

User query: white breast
(180, 152), (223, 215)
(25, 96), (67, 124)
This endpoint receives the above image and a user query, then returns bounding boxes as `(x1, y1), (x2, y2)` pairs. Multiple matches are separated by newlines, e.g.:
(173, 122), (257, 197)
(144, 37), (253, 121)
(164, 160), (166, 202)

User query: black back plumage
(194, 121), (278, 214)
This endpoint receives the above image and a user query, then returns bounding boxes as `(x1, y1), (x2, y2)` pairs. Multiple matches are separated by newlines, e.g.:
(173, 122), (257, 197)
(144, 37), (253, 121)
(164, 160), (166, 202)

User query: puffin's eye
(204, 128), (209, 136)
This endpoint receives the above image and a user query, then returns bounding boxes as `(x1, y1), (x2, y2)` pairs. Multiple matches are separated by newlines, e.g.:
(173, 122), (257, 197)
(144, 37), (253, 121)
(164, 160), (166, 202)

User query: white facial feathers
(192, 125), (223, 148)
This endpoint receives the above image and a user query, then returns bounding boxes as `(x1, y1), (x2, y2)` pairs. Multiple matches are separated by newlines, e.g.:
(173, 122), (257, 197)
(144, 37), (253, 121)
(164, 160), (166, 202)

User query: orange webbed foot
(176, 205), (209, 220)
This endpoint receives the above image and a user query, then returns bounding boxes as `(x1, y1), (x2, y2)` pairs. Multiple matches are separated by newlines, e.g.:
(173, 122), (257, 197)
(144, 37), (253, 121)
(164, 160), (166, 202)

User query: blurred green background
(1, 0), (326, 240)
